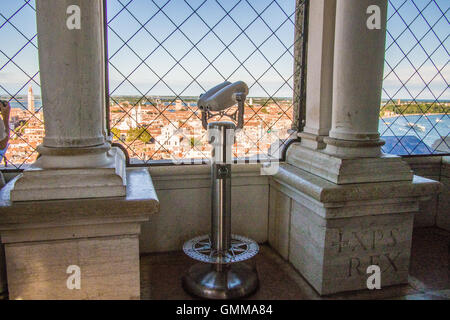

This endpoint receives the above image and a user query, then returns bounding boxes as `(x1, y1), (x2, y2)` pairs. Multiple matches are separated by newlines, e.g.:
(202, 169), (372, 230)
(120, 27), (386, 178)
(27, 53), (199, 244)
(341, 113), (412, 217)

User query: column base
(323, 136), (385, 158)
(10, 146), (126, 202)
(269, 164), (440, 295)
(0, 168), (159, 300)
(286, 142), (413, 184)
(298, 131), (327, 150)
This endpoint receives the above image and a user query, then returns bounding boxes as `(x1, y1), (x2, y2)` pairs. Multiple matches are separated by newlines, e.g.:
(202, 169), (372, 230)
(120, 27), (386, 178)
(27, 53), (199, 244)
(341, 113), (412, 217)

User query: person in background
(0, 100), (11, 164)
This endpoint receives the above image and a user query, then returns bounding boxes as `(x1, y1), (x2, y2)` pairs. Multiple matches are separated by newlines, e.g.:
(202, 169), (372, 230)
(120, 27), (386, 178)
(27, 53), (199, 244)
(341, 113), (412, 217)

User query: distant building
(27, 86), (35, 111)
(175, 99), (183, 111)
(133, 104), (142, 125)
(156, 125), (182, 148)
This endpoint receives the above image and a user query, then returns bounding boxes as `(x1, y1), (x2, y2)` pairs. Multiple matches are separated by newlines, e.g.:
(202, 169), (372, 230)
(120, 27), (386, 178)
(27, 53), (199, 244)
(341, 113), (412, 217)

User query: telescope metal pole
(210, 122), (234, 257)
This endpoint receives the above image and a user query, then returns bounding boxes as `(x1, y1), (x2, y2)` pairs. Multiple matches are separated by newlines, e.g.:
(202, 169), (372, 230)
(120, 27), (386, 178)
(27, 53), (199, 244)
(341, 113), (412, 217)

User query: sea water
(380, 114), (449, 154)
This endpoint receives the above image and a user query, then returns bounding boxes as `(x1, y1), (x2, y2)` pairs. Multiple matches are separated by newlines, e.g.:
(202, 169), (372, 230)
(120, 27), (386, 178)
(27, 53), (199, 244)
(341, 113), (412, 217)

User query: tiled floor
(140, 227), (450, 300)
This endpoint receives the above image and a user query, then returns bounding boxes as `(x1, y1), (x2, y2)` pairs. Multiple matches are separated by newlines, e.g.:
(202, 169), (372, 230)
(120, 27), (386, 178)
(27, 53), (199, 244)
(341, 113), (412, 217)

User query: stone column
(288, 0), (412, 185)
(38, 0), (105, 149)
(267, 0), (440, 296)
(297, 0), (336, 150)
(0, 0), (159, 300)
(324, 0), (387, 158)
(10, 0), (126, 201)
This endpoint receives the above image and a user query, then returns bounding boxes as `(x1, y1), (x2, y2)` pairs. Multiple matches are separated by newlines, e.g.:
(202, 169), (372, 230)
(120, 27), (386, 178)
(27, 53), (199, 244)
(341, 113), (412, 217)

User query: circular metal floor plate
(183, 234), (259, 264)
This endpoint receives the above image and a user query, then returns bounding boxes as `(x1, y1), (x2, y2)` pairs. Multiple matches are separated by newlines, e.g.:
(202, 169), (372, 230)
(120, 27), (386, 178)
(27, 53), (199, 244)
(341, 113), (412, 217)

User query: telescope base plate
(183, 234), (259, 264)
(182, 262), (259, 300)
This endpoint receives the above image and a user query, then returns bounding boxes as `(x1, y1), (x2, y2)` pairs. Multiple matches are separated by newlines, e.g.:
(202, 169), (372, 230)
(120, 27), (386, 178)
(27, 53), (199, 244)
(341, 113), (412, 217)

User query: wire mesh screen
(0, 0), (42, 169)
(2, 1), (448, 170)
(106, 0), (307, 164)
(381, 0), (449, 155)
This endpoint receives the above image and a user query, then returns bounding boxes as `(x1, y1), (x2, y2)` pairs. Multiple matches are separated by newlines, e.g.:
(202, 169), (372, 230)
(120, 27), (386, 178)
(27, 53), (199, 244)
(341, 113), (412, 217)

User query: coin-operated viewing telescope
(182, 81), (259, 299)
(197, 81), (248, 130)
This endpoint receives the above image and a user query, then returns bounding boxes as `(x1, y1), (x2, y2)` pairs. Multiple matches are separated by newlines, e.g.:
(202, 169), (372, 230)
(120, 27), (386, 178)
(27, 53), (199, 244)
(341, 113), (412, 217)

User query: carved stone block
(0, 168), (159, 300)
(270, 163), (440, 295)
(290, 199), (414, 294)
(5, 235), (140, 300)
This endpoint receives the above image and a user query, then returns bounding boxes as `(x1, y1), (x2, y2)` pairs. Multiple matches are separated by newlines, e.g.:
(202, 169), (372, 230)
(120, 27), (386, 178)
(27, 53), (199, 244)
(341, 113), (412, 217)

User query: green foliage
(126, 127), (152, 143)
(380, 103), (450, 118)
(13, 121), (27, 135)
(111, 127), (121, 140)
(190, 137), (202, 147)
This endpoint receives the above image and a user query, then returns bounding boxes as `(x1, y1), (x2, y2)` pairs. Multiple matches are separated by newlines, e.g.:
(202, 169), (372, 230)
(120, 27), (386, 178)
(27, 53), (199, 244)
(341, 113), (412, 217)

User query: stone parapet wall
(403, 156), (449, 230)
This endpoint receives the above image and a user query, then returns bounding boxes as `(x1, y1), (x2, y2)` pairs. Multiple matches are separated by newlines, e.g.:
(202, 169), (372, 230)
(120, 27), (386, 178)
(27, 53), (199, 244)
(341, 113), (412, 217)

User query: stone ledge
(286, 143), (415, 184)
(149, 162), (264, 177)
(0, 168), (159, 231)
(272, 163), (441, 217)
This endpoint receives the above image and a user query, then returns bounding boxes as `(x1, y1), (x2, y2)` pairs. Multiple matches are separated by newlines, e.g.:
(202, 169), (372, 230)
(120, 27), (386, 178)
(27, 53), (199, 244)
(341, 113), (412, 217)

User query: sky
(0, 0), (448, 100)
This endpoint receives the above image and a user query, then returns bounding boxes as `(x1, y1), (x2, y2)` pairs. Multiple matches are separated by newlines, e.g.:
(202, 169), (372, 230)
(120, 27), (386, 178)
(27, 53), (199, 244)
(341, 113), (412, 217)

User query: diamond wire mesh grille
(0, 0), (42, 169)
(2, 1), (447, 169)
(106, 0), (307, 164)
(381, 0), (450, 155)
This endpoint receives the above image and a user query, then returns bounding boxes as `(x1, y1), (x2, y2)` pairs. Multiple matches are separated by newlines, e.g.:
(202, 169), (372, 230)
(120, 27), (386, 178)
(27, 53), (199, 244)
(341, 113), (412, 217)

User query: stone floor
(140, 227), (450, 300)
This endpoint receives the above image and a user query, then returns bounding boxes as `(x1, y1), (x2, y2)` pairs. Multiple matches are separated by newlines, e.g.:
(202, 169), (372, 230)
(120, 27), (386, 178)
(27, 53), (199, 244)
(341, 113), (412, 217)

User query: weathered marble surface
(37, 0), (106, 148)
(287, 143), (413, 184)
(325, 0), (388, 158)
(0, 244), (6, 298)
(269, 163), (440, 295)
(6, 235), (140, 300)
(0, 168), (159, 300)
(11, 147), (127, 202)
(268, 188), (291, 259)
(402, 156), (449, 230)
(437, 157), (450, 231)
(0, 168), (158, 223)
(269, 164), (437, 208)
(299, 0), (335, 146)
(290, 200), (413, 294)
(403, 156), (441, 228)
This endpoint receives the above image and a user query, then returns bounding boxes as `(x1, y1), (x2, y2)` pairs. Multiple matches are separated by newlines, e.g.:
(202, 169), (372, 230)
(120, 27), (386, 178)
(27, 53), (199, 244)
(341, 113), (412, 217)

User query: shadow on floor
(140, 227), (450, 300)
